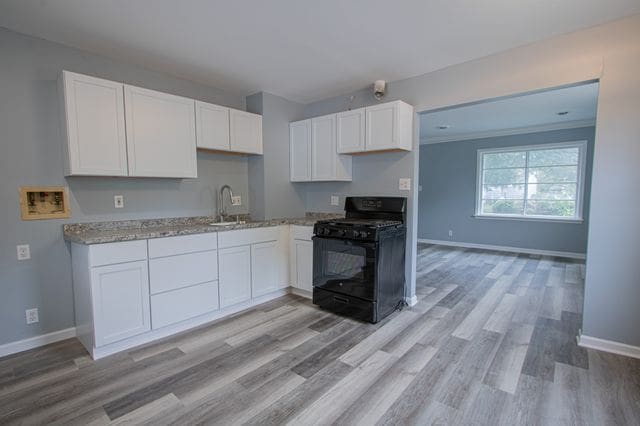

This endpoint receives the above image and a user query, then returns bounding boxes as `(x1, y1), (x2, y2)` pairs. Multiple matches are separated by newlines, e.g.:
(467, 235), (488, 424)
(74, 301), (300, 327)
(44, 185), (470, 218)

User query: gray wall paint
(247, 92), (306, 220)
(0, 28), (248, 345)
(418, 127), (595, 253)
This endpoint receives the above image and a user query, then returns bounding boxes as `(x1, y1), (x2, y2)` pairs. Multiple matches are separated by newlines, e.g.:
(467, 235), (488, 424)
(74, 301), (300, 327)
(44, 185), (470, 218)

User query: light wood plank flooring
(1, 244), (639, 425)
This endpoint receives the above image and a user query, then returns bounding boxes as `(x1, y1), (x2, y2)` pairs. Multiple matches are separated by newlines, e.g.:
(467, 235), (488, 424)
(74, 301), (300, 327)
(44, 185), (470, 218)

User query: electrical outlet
(330, 195), (340, 206)
(231, 195), (242, 206)
(448, 229), (453, 239)
(114, 195), (124, 209)
(399, 178), (411, 191)
(17, 244), (30, 261)
(26, 308), (39, 324)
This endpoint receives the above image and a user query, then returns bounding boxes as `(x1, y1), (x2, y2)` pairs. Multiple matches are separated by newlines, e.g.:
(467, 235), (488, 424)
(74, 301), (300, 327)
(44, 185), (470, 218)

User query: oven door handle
(312, 236), (377, 249)
(333, 295), (350, 304)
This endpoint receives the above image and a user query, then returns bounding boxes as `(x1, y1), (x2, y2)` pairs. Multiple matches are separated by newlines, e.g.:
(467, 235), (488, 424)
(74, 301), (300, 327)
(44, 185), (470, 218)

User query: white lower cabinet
(71, 225), (297, 359)
(91, 260), (151, 347)
(219, 245), (252, 308)
(251, 240), (280, 298)
(151, 281), (219, 329)
(290, 226), (314, 294)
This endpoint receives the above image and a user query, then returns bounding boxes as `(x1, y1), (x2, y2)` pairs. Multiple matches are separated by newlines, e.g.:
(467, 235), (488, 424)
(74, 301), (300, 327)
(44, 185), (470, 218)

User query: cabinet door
(366, 102), (398, 151)
(91, 261), (150, 347)
(293, 240), (313, 292)
(219, 245), (252, 308)
(251, 241), (279, 298)
(337, 108), (365, 153)
(124, 85), (197, 178)
(230, 109), (263, 154)
(290, 120), (312, 182)
(60, 71), (128, 176)
(311, 115), (337, 181)
(195, 101), (230, 151)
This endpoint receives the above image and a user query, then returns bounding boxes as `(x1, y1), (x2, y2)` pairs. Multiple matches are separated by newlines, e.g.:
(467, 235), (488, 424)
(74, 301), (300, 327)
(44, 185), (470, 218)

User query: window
(476, 141), (587, 221)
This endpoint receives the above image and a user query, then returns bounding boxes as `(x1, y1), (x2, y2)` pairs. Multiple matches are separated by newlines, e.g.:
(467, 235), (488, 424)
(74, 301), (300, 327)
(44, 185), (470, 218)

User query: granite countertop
(63, 213), (342, 245)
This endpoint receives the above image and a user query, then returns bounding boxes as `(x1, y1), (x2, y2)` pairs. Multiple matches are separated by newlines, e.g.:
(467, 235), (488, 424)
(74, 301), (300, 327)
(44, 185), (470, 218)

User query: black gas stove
(312, 196), (407, 323)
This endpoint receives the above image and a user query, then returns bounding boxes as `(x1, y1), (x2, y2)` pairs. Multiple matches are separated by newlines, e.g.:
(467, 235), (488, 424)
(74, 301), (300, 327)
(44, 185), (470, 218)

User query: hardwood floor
(1, 244), (639, 425)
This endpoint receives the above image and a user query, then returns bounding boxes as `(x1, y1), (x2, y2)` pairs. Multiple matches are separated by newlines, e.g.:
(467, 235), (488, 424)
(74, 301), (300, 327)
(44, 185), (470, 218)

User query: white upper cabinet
(230, 109), (263, 154)
(365, 100), (414, 152)
(196, 103), (263, 155)
(124, 85), (198, 178)
(337, 108), (366, 154)
(195, 101), (230, 151)
(290, 115), (351, 182)
(290, 119), (312, 182)
(311, 115), (337, 181)
(59, 71), (128, 176)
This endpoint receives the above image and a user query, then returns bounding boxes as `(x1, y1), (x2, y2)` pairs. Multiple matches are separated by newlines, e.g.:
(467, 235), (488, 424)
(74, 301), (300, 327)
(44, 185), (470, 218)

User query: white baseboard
(417, 239), (586, 260)
(578, 334), (640, 359)
(0, 327), (77, 358)
(405, 295), (418, 306)
(290, 287), (312, 299)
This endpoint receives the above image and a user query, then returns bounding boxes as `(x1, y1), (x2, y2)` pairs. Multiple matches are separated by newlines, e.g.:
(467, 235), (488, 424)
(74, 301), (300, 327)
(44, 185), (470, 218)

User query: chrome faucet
(217, 185), (234, 221)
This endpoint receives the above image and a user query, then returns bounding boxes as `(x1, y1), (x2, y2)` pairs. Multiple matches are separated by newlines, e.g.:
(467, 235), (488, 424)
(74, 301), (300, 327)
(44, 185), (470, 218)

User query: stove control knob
(320, 227), (329, 235)
(338, 229), (347, 237)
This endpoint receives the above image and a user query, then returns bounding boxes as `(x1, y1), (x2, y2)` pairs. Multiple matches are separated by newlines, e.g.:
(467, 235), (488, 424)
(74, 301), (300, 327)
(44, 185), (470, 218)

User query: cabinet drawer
(291, 225), (314, 241)
(149, 250), (218, 294)
(89, 240), (148, 267)
(218, 226), (280, 248)
(151, 281), (219, 329)
(148, 233), (217, 258)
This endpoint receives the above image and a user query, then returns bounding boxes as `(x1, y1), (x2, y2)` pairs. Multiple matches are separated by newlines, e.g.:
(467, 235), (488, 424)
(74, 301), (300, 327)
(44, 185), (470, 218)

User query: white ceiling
(420, 82), (599, 143)
(0, 1), (639, 104)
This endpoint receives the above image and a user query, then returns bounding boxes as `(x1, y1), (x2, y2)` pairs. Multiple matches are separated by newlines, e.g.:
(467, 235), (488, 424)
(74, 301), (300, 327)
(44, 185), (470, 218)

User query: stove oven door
(312, 236), (376, 301)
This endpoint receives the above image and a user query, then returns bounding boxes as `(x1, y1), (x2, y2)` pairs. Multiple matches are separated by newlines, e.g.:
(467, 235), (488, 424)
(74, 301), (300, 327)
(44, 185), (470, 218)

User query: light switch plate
(399, 178), (411, 191)
(231, 195), (242, 206)
(114, 195), (124, 209)
(17, 244), (30, 261)
(330, 195), (340, 206)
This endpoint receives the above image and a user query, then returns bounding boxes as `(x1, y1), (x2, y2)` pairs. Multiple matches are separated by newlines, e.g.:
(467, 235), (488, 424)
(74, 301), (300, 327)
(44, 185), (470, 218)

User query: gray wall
(418, 127), (595, 253)
(247, 92), (306, 220)
(0, 28), (249, 345)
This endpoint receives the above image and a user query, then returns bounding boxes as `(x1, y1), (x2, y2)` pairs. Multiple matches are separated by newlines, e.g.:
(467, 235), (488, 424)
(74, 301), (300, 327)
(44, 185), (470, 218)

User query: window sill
(473, 214), (584, 224)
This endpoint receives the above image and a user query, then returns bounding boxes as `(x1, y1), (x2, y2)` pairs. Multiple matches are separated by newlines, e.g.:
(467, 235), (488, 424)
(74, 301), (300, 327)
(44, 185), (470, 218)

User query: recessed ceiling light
(436, 125), (450, 130)
(557, 111), (569, 116)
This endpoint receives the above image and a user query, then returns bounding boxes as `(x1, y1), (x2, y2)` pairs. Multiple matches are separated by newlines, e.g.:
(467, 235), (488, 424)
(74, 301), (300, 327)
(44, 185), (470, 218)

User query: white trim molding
(418, 239), (586, 260)
(405, 295), (418, 306)
(0, 327), (77, 358)
(420, 119), (595, 145)
(578, 334), (640, 360)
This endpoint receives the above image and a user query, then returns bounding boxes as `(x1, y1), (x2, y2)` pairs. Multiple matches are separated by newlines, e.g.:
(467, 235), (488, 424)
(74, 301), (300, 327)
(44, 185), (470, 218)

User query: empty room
(1, 1), (639, 425)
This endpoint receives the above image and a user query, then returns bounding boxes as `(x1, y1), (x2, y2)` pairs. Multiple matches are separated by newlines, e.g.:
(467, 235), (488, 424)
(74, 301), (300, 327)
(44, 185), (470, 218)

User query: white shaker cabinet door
(293, 239), (313, 292)
(195, 101), (230, 151)
(91, 260), (151, 347)
(60, 71), (128, 176)
(337, 108), (365, 154)
(124, 85), (197, 178)
(311, 114), (337, 181)
(365, 102), (397, 151)
(251, 240), (280, 298)
(218, 245), (252, 308)
(230, 109), (263, 154)
(290, 119), (312, 182)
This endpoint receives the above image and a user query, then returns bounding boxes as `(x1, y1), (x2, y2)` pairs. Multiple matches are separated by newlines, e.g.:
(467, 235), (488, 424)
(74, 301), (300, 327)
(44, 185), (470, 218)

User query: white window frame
(475, 140), (588, 223)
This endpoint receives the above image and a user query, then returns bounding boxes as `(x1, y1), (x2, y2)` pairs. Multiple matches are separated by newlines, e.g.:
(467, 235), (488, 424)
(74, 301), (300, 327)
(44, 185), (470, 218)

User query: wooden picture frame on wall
(19, 186), (71, 220)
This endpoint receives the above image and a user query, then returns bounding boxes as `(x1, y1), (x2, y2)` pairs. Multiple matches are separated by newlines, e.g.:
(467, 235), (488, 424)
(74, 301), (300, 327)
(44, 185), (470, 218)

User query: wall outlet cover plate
(231, 195), (242, 206)
(114, 195), (124, 208)
(17, 244), (31, 261)
(399, 178), (411, 191)
(330, 195), (340, 206)
(26, 308), (39, 324)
